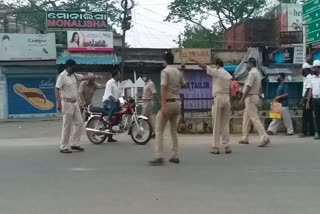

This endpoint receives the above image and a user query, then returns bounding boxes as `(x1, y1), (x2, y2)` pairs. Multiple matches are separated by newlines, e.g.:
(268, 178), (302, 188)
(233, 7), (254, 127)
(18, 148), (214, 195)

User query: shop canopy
(57, 56), (122, 65)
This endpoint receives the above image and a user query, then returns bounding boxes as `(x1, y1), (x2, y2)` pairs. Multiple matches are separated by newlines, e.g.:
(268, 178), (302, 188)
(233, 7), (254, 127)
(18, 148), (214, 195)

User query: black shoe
(169, 158), (180, 164)
(315, 136), (320, 140)
(71, 146), (85, 152)
(267, 130), (274, 135)
(285, 133), (294, 136)
(108, 138), (118, 143)
(60, 149), (72, 154)
(149, 158), (164, 166)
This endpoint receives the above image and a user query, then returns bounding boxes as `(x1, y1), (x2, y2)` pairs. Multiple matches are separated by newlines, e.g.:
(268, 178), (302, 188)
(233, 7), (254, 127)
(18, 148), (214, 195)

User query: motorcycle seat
(88, 105), (108, 115)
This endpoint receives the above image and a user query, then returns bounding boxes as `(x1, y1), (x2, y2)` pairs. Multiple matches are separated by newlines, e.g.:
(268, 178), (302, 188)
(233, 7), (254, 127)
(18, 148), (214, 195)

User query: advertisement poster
(0, 33), (56, 61)
(180, 70), (213, 111)
(280, 3), (303, 32)
(7, 77), (56, 115)
(172, 48), (211, 64)
(268, 47), (303, 64)
(47, 11), (108, 30)
(67, 31), (113, 51)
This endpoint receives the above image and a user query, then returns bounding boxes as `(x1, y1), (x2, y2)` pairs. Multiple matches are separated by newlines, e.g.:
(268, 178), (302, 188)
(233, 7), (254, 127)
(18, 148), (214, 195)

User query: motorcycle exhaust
(85, 128), (115, 135)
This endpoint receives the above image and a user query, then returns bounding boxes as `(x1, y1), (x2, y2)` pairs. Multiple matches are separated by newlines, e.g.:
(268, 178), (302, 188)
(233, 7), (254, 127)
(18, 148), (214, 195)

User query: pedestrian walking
(141, 73), (157, 138)
(301, 63), (315, 138)
(238, 57), (270, 147)
(307, 60), (320, 140)
(267, 73), (294, 136)
(149, 52), (186, 166)
(192, 58), (232, 154)
(55, 59), (101, 154)
(79, 73), (105, 121)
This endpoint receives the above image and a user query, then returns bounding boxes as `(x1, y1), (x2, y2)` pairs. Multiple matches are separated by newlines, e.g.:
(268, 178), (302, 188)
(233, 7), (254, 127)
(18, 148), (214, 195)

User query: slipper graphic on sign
(14, 84), (54, 110)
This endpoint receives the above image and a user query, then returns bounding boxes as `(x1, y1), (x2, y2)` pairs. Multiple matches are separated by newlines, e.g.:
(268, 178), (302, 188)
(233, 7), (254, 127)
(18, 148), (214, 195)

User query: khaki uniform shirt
(207, 66), (232, 97)
(161, 65), (186, 99)
(79, 81), (104, 106)
(142, 81), (157, 100)
(56, 70), (83, 100)
(244, 67), (262, 95)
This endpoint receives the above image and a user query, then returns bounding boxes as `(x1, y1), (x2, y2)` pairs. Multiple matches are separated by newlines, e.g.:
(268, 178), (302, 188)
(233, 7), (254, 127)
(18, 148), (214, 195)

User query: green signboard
(46, 11), (108, 31)
(303, 0), (320, 44)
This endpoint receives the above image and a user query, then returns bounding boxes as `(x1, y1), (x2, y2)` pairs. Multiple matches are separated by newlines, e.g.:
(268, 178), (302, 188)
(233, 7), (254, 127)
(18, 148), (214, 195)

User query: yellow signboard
(172, 48), (211, 64)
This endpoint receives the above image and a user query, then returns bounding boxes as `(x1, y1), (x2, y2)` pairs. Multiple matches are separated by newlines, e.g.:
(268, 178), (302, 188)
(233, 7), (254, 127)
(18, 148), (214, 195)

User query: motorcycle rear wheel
(130, 118), (152, 145)
(86, 116), (108, 145)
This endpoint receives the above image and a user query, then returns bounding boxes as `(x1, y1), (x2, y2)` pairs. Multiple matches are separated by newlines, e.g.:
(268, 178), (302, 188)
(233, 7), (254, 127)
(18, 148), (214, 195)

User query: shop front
(0, 64), (57, 119)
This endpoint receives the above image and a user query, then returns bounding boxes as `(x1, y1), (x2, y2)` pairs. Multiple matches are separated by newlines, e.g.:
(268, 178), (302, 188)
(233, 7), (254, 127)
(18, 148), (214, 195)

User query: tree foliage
(175, 24), (223, 49)
(166, 0), (267, 30)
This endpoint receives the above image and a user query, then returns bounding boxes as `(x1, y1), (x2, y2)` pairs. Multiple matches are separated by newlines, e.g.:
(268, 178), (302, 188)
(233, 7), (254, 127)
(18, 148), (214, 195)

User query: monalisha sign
(46, 11), (108, 30)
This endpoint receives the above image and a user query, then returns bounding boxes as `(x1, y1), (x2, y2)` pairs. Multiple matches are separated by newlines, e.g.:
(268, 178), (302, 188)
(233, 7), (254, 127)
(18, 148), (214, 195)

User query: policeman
(301, 63), (315, 137)
(239, 57), (270, 147)
(149, 52), (186, 166)
(141, 73), (157, 137)
(55, 59), (101, 154)
(192, 58), (232, 154)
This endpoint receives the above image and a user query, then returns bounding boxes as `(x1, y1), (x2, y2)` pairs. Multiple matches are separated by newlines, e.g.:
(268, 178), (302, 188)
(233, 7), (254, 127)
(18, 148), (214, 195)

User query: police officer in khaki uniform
(141, 73), (157, 137)
(55, 59), (102, 154)
(192, 58), (232, 154)
(239, 57), (270, 147)
(149, 52), (186, 165)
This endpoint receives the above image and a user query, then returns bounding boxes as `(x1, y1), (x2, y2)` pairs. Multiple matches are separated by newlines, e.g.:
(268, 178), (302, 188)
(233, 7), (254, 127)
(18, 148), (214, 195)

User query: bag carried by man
(270, 102), (282, 119)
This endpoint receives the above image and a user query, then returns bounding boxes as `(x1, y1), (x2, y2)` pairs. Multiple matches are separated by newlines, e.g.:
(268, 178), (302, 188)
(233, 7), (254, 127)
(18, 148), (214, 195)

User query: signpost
(303, 0), (320, 45)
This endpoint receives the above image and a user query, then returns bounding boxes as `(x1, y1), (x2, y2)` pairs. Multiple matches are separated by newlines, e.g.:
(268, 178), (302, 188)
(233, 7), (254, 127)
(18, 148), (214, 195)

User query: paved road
(0, 120), (319, 214)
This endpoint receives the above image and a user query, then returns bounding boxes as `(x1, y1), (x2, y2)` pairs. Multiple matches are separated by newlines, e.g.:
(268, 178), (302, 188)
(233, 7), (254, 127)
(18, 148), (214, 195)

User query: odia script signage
(46, 11), (108, 31)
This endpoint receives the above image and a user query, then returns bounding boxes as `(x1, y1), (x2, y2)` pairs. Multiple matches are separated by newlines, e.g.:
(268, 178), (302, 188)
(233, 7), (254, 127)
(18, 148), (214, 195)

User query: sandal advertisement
(7, 77), (56, 115)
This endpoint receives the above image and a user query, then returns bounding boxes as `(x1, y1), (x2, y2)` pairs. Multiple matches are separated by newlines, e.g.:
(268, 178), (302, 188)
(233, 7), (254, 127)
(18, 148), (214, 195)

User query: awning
(57, 56), (122, 65)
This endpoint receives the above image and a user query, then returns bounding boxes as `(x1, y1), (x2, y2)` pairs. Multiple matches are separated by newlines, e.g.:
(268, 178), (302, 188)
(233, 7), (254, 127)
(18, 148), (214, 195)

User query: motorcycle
(85, 98), (152, 145)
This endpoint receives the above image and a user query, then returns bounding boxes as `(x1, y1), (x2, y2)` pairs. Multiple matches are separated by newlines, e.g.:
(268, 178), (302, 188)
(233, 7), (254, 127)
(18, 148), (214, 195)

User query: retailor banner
(268, 47), (303, 64)
(67, 31), (113, 52)
(180, 70), (213, 111)
(280, 3), (303, 32)
(0, 33), (56, 61)
(46, 11), (108, 30)
(172, 48), (211, 64)
(7, 77), (56, 115)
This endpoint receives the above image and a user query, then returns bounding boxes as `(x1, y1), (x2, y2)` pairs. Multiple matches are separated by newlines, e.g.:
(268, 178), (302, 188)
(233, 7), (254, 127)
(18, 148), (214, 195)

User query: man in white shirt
(301, 63), (315, 137)
(55, 59), (102, 153)
(102, 70), (121, 125)
(307, 60), (320, 139)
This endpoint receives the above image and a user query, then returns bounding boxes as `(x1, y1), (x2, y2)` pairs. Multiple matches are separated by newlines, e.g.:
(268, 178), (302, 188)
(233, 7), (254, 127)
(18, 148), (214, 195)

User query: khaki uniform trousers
(155, 101), (181, 159)
(212, 94), (230, 148)
(242, 95), (269, 143)
(60, 101), (84, 150)
(141, 101), (155, 133)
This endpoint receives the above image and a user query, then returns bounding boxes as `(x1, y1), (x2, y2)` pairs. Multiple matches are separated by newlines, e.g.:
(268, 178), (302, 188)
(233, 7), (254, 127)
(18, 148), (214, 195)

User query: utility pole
(120, 0), (133, 79)
(302, 21), (307, 63)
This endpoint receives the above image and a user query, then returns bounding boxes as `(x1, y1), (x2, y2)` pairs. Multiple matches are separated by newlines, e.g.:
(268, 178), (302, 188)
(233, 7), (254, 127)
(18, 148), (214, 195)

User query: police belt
(63, 98), (77, 103)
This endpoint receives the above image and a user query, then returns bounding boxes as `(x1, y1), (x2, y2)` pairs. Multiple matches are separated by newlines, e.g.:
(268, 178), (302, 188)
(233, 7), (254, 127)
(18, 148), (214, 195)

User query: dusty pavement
(0, 120), (319, 214)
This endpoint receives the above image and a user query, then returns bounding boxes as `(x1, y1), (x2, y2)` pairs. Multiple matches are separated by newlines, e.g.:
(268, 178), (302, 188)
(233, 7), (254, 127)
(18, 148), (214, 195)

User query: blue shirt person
(267, 72), (294, 135)
(276, 81), (289, 107)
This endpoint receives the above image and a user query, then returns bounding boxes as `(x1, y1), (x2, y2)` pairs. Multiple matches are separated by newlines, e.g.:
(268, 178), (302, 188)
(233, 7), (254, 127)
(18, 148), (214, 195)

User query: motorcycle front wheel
(130, 118), (152, 145)
(86, 116), (108, 145)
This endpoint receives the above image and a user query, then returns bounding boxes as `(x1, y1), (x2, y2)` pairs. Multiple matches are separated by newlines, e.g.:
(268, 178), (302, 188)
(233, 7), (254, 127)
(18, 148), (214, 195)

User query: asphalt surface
(0, 120), (319, 214)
